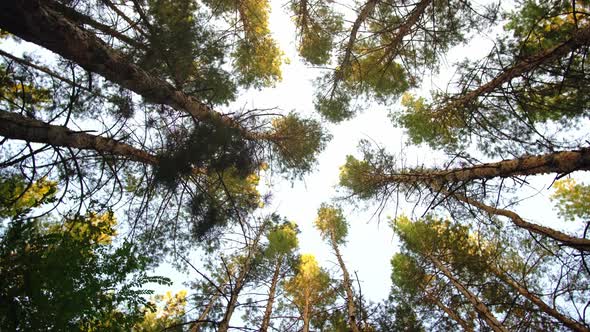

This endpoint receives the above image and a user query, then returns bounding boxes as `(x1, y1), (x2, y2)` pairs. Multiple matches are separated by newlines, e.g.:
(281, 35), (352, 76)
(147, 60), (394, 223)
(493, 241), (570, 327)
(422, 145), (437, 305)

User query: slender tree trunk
(424, 291), (474, 332)
(336, 0), (379, 80)
(432, 26), (590, 118)
(260, 255), (283, 332)
(331, 234), (360, 332)
(218, 224), (267, 332)
(0, 0), (266, 141)
(217, 280), (242, 332)
(384, 0), (431, 56)
(427, 254), (508, 332)
(490, 266), (590, 332)
(302, 294), (310, 332)
(0, 109), (157, 164)
(190, 292), (220, 332)
(381, 148), (590, 186)
(447, 191), (590, 251)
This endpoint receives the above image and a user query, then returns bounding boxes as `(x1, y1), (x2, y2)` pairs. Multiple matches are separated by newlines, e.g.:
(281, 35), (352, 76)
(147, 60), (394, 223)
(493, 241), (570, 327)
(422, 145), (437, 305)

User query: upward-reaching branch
(490, 265), (590, 332)
(448, 190), (590, 251)
(337, 0), (379, 77)
(427, 254), (508, 332)
(432, 26), (590, 118)
(382, 0), (431, 59)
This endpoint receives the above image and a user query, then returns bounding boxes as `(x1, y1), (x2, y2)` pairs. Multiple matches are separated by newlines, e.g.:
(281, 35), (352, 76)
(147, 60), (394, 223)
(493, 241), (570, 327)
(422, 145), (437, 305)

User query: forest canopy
(0, 0), (589, 331)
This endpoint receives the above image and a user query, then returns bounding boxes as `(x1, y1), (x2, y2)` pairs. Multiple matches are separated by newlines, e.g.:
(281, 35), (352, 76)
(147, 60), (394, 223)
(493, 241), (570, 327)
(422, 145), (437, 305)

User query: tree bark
(302, 293), (310, 332)
(0, 109), (157, 164)
(260, 255), (283, 332)
(490, 266), (590, 332)
(217, 224), (266, 332)
(427, 254), (508, 332)
(384, 0), (431, 57)
(447, 191), (590, 251)
(338, 0), (379, 75)
(424, 290), (474, 332)
(432, 26), (590, 118)
(190, 292), (220, 332)
(382, 148), (590, 186)
(331, 234), (360, 332)
(0, 0), (266, 141)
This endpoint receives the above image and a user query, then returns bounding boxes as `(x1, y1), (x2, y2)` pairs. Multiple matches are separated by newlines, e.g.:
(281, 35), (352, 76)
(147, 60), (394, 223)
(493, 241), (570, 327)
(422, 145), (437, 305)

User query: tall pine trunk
(427, 254), (508, 332)
(447, 191), (590, 251)
(432, 26), (590, 118)
(490, 266), (589, 332)
(260, 255), (283, 332)
(330, 234), (360, 332)
(424, 290), (474, 332)
(381, 148), (590, 186)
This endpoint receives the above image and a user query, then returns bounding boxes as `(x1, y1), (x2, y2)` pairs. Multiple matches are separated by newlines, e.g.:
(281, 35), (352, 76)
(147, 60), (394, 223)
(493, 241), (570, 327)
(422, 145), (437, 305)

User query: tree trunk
(424, 290), (474, 332)
(0, 0), (265, 141)
(260, 255), (283, 332)
(331, 234), (360, 332)
(427, 254), (508, 332)
(447, 191), (590, 251)
(338, 0), (379, 76)
(0, 109), (157, 164)
(190, 292), (220, 332)
(218, 224), (267, 332)
(302, 294), (310, 332)
(490, 266), (590, 332)
(432, 26), (590, 118)
(384, 0), (431, 57)
(382, 148), (590, 186)
(217, 281), (241, 332)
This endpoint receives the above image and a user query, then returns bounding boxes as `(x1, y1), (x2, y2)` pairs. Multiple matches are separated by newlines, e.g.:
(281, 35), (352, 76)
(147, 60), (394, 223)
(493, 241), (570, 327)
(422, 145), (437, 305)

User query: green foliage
(266, 221), (299, 258)
(154, 120), (256, 189)
(0, 218), (164, 331)
(504, 0), (586, 55)
(551, 178), (590, 221)
(394, 1), (590, 155)
(234, 36), (284, 88)
(0, 177), (170, 331)
(134, 290), (187, 331)
(144, 0), (237, 104)
(284, 254), (336, 323)
(339, 155), (379, 199)
(291, 0), (343, 65)
(0, 176), (57, 218)
(231, 0), (285, 88)
(390, 253), (425, 297)
(269, 112), (330, 177)
(392, 215), (493, 276)
(344, 45), (410, 103)
(314, 77), (354, 122)
(314, 203), (348, 245)
(394, 93), (464, 150)
(189, 168), (261, 240)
